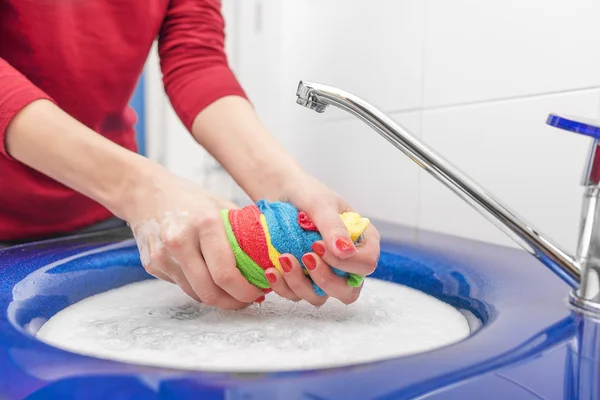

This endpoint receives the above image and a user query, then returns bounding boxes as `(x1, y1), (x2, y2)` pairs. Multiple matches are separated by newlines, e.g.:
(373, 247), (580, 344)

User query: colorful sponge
(220, 200), (370, 296)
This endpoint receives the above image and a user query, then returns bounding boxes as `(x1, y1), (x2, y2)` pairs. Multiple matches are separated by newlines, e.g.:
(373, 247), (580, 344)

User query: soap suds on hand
(36, 278), (470, 372)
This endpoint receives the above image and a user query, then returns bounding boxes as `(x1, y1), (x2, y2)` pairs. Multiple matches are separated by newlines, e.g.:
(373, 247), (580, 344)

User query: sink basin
(0, 220), (575, 399)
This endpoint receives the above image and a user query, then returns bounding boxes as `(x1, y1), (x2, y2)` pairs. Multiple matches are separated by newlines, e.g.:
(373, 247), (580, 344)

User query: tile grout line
(287, 85), (600, 127)
(423, 85), (600, 113)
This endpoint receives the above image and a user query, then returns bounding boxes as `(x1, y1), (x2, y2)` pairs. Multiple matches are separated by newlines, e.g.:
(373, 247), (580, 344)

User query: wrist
(190, 96), (309, 201)
(238, 146), (307, 202)
(106, 156), (169, 221)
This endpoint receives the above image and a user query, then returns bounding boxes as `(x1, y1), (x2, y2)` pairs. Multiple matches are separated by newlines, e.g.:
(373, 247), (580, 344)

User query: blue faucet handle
(547, 113), (600, 187)
(546, 113), (600, 140)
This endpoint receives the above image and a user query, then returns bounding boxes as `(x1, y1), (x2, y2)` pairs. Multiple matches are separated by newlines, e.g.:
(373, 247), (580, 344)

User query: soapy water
(36, 278), (470, 372)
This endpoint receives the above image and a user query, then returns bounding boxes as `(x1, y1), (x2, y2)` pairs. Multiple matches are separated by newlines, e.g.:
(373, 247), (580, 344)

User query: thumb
(306, 204), (356, 260)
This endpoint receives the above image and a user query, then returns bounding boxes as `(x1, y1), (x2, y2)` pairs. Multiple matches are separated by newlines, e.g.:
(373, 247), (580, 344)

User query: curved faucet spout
(295, 80), (580, 289)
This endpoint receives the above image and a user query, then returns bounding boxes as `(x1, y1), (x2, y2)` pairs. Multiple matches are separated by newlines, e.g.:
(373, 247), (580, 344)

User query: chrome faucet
(295, 80), (600, 313)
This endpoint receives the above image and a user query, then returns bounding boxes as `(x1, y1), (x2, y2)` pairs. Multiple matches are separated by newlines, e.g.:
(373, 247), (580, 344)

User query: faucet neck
(296, 81), (580, 290)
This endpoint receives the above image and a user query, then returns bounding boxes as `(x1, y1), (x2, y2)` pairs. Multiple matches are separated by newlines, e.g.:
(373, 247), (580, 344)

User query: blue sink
(0, 220), (586, 399)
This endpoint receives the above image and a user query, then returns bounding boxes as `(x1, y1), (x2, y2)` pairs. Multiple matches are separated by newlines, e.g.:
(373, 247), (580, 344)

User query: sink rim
(0, 220), (575, 399)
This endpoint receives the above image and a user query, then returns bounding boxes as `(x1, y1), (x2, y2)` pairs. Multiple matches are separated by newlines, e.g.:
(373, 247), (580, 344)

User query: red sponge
(228, 205), (273, 270)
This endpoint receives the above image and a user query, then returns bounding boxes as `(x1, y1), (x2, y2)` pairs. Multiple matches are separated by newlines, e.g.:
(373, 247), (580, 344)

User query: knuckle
(140, 256), (151, 269)
(369, 252), (381, 273)
(200, 291), (220, 307)
(148, 251), (165, 269)
(168, 271), (183, 285)
(232, 289), (256, 304)
(144, 266), (160, 278)
(365, 258), (378, 274)
(315, 274), (334, 291)
(162, 233), (185, 250)
(194, 215), (220, 233)
(212, 268), (237, 287)
(355, 250), (379, 275)
(286, 278), (304, 293)
(154, 250), (179, 272)
(179, 285), (200, 301)
(271, 285), (288, 298)
(333, 217), (348, 230)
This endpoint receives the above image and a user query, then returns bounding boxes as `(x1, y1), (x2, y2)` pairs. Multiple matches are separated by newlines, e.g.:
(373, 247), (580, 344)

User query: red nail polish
(335, 237), (355, 252)
(255, 296), (265, 303)
(303, 254), (317, 270)
(280, 256), (292, 273)
(312, 242), (326, 257)
(263, 288), (273, 294)
(265, 272), (277, 283)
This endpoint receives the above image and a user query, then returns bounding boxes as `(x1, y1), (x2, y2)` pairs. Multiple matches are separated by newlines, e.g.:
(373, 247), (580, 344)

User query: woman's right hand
(124, 166), (265, 310)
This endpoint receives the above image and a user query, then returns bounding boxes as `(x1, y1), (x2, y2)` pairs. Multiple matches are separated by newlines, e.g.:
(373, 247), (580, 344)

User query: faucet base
(569, 290), (600, 321)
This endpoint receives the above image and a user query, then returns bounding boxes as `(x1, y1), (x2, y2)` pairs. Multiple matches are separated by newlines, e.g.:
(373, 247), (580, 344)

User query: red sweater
(0, 0), (246, 241)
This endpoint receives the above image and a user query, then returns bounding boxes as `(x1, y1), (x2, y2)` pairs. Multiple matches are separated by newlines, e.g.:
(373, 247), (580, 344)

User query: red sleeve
(158, 0), (248, 132)
(0, 58), (53, 157)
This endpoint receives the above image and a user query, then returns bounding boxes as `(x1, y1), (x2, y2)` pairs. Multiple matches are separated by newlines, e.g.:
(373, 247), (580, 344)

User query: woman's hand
(190, 96), (380, 306)
(125, 166), (265, 310)
(263, 173), (381, 307)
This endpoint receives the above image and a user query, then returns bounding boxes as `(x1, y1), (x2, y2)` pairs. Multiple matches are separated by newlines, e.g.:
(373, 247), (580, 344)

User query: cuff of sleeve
(0, 86), (53, 158)
(167, 65), (248, 132)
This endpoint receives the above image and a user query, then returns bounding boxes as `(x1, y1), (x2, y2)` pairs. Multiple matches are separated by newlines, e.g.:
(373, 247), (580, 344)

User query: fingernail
(280, 256), (292, 273)
(302, 254), (317, 271)
(312, 242), (326, 257)
(263, 288), (273, 294)
(255, 296), (265, 303)
(335, 237), (355, 253)
(265, 272), (277, 284)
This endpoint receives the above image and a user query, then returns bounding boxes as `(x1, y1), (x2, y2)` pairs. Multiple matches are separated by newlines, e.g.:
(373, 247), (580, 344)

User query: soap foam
(36, 278), (470, 372)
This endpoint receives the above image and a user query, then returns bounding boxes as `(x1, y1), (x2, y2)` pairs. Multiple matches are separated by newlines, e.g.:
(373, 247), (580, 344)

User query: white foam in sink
(36, 278), (470, 372)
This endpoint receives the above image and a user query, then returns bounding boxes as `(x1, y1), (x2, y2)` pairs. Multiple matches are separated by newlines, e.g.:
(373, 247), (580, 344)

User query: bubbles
(186, 329), (269, 349)
(365, 293), (382, 306)
(366, 307), (389, 326)
(130, 325), (154, 336)
(241, 329), (267, 344)
(274, 337), (294, 351)
(168, 305), (205, 321)
(291, 327), (328, 350)
(190, 331), (222, 346)
(93, 318), (132, 338)
(36, 278), (471, 372)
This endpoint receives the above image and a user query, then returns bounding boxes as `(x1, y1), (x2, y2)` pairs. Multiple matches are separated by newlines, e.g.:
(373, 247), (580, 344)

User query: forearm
(191, 96), (305, 201)
(5, 99), (160, 218)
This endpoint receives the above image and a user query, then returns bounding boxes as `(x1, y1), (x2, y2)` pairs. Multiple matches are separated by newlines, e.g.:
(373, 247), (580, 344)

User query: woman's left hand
(263, 174), (381, 307)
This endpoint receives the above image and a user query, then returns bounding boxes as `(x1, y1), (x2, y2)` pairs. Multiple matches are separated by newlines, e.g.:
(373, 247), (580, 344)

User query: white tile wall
(145, 0), (600, 251)
(419, 89), (598, 252)
(279, 112), (422, 227)
(278, 0), (425, 124)
(423, 0), (600, 108)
